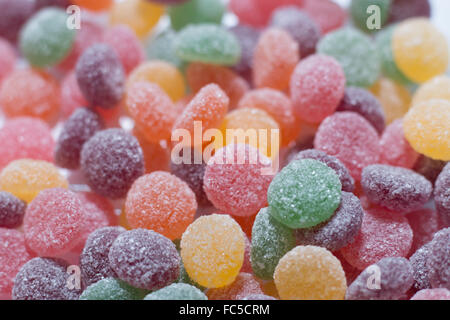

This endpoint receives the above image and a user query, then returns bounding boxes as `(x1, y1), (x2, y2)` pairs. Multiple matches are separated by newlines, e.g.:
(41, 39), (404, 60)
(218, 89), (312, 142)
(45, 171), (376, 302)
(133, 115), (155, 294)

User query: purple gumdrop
(55, 108), (103, 170)
(108, 229), (180, 291)
(346, 257), (414, 300)
(293, 149), (355, 192)
(336, 87), (386, 134)
(388, 0), (431, 24)
(0, 191), (26, 229)
(409, 242), (432, 290)
(76, 44), (125, 109)
(81, 129), (144, 199)
(413, 155), (447, 185)
(296, 191), (363, 251)
(0, 0), (35, 42)
(361, 164), (432, 213)
(229, 24), (260, 81)
(435, 163), (450, 227)
(12, 257), (81, 300)
(427, 228), (450, 289)
(270, 6), (321, 57)
(80, 226), (126, 287)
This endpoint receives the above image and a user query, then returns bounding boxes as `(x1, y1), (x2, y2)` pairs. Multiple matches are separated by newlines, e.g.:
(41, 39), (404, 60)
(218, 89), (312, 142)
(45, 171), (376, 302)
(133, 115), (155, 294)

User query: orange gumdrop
(73, 0), (112, 12)
(133, 128), (170, 173)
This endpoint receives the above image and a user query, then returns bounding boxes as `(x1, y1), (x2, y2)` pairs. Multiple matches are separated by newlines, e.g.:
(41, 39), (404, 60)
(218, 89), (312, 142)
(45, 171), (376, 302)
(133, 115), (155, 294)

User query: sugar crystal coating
(80, 278), (147, 300)
(80, 129), (144, 199)
(168, 0), (225, 31)
(435, 163), (450, 226)
(412, 75), (450, 107)
(346, 257), (414, 300)
(206, 273), (263, 300)
(302, 0), (347, 34)
(0, 192), (26, 229)
(406, 209), (441, 253)
(409, 242), (432, 290)
(427, 228), (450, 289)
(12, 258), (81, 300)
(146, 29), (185, 69)
(144, 283), (207, 300)
(109, 229), (180, 290)
(411, 288), (450, 300)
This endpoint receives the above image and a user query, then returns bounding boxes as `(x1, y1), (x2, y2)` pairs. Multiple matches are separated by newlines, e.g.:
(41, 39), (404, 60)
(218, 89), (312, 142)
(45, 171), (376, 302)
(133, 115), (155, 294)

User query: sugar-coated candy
(411, 288), (450, 300)
(206, 273), (263, 300)
(336, 87), (386, 134)
(410, 242), (432, 290)
(125, 171), (197, 240)
(427, 228), (450, 289)
(296, 191), (363, 251)
(73, 0), (112, 11)
(12, 258), (81, 300)
(0, 117), (54, 170)
(302, 0), (347, 34)
(274, 245), (346, 300)
(55, 108), (103, 170)
(412, 76), (450, 107)
(0, 69), (60, 121)
(435, 163), (450, 226)
(168, 0), (225, 31)
(317, 28), (380, 87)
(127, 60), (186, 103)
(229, 25), (260, 81)
(181, 214), (245, 288)
(20, 8), (75, 68)
(253, 28), (299, 91)
(0, 229), (32, 298)
(204, 144), (273, 217)
(109, 229), (180, 290)
(292, 149), (355, 192)
(0, 0), (35, 42)
(407, 209), (442, 253)
(109, 0), (164, 38)
(270, 7), (321, 57)
(80, 129), (144, 199)
(186, 63), (249, 110)
(413, 155), (447, 185)
(0, 38), (15, 84)
(60, 72), (88, 118)
(145, 283), (207, 300)
(76, 44), (125, 109)
(242, 294), (277, 300)
(340, 207), (413, 270)
(393, 18), (448, 83)
(0, 160), (68, 203)
(103, 25), (145, 74)
(404, 100), (450, 161)
(80, 227), (126, 287)
(80, 278), (147, 300)
(388, 0), (430, 23)
(0, 192), (26, 229)
(346, 257), (414, 300)
(314, 112), (381, 181)
(134, 129), (170, 174)
(379, 119), (419, 168)
(268, 159), (342, 229)
(146, 29), (185, 69)
(290, 54), (345, 123)
(251, 207), (295, 280)
(174, 24), (241, 66)
(350, 0), (391, 33)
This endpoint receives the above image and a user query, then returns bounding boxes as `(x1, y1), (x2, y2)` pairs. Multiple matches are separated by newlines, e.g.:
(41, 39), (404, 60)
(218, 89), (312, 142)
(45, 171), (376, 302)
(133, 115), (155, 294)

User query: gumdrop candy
(73, 0), (112, 11)
(145, 283), (207, 300)
(0, 0), (35, 42)
(0, 192), (26, 229)
(427, 228), (450, 289)
(410, 242), (432, 290)
(435, 163), (450, 226)
(206, 273), (263, 300)
(388, 0), (431, 23)
(410, 288), (450, 300)
(229, 24), (260, 81)
(168, 0), (225, 31)
(412, 76), (450, 107)
(80, 278), (147, 300)
(406, 209), (442, 253)
(0, 38), (15, 84)
(302, 0), (347, 34)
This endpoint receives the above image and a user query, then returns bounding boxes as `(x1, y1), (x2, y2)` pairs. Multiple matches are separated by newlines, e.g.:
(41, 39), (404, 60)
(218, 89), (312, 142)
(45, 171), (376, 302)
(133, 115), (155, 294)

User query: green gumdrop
(144, 283), (207, 300)
(80, 278), (148, 300)
(267, 159), (342, 229)
(174, 24), (241, 66)
(146, 29), (186, 70)
(168, 0), (225, 31)
(350, 0), (391, 33)
(251, 207), (296, 280)
(375, 26), (414, 85)
(317, 27), (380, 88)
(20, 8), (76, 68)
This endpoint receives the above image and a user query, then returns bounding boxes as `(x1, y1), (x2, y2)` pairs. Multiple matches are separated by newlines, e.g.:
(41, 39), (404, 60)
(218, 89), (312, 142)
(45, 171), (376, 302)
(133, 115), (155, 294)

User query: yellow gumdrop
(0, 159), (68, 203)
(412, 76), (450, 106)
(274, 246), (347, 300)
(393, 18), (449, 83)
(180, 214), (245, 288)
(127, 60), (186, 102)
(403, 99), (450, 161)
(217, 108), (280, 159)
(109, 0), (164, 38)
(370, 77), (412, 124)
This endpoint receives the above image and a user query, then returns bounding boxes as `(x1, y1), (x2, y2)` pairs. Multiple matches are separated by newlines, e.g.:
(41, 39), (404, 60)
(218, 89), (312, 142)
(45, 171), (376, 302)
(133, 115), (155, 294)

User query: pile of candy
(0, 0), (449, 301)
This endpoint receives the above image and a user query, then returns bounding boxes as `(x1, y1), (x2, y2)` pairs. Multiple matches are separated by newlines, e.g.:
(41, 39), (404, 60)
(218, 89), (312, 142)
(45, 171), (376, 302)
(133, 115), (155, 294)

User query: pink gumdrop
(411, 288), (450, 300)
(0, 38), (15, 84)
(406, 208), (442, 254)
(0, 229), (32, 299)
(0, 117), (54, 170)
(103, 25), (144, 74)
(203, 144), (274, 217)
(340, 207), (413, 270)
(380, 119), (419, 168)
(60, 71), (88, 118)
(24, 188), (85, 257)
(241, 236), (252, 273)
(302, 0), (347, 34)
(290, 54), (346, 123)
(314, 112), (381, 181)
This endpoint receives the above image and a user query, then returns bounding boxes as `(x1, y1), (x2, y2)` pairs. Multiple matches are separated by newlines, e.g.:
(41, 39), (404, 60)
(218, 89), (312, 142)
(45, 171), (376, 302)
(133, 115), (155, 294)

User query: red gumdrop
(0, 38), (15, 84)
(302, 0), (347, 34)
(0, 117), (54, 170)
(206, 273), (263, 300)
(290, 54), (346, 123)
(406, 208), (442, 254)
(340, 207), (413, 270)
(380, 119), (419, 168)
(314, 112), (381, 181)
